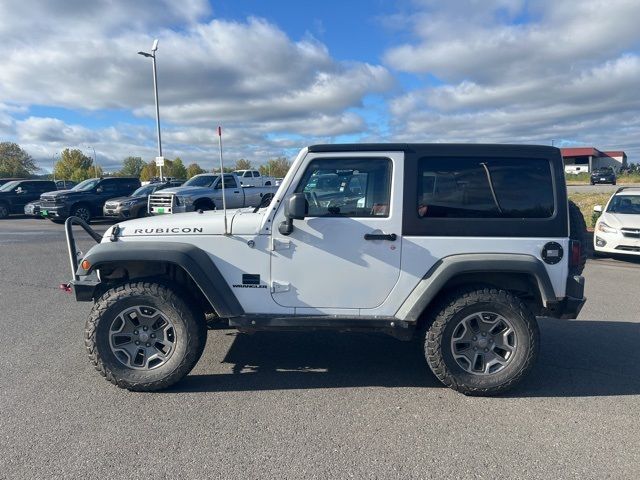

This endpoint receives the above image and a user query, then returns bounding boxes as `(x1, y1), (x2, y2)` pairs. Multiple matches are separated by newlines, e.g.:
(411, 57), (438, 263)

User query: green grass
(566, 172), (640, 185)
(568, 192), (611, 228)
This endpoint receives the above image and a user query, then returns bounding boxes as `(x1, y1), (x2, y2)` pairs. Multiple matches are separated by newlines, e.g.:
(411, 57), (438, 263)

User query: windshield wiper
(479, 162), (503, 214)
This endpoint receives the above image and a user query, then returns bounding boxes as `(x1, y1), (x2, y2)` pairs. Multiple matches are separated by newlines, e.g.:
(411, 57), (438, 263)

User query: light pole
(87, 146), (97, 177)
(51, 152), (58, 182)
(138, 39), (163, 181)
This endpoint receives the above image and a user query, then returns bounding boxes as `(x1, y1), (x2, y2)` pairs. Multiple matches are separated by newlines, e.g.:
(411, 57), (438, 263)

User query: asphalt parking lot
(567, 182), (640, 193)
(1, 217), (640, 479)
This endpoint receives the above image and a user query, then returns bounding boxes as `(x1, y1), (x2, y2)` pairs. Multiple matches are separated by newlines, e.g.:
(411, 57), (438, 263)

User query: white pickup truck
(147, 172), (276, 215)
(234, 169), (276, 187)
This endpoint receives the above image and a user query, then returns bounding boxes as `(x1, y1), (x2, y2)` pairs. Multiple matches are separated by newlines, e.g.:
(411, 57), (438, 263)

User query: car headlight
(122, 200), (136, 207)
(176, 196), (192, 206)
(55, 196), (68, 203)
(596, 221), (618, 234)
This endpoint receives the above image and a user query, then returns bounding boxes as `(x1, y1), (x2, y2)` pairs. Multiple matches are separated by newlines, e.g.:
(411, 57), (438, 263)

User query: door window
(295, 158), (392, 217)
(216, 175), (238, 189)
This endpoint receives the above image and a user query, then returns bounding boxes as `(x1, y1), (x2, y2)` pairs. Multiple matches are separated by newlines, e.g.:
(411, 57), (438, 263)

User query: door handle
(364, 233), (397, 241)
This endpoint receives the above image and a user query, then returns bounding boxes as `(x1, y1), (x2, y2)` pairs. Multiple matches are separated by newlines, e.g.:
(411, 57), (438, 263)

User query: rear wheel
(71, 204), (92, 223)
(425, 287), (539, 396)
(85, 282), (207, 391)
(0, 202), (9, 219)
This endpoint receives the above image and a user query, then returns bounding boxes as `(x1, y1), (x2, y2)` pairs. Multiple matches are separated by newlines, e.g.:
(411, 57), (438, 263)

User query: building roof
(603, 151), (626, 157)
(560, 147), (600, 157)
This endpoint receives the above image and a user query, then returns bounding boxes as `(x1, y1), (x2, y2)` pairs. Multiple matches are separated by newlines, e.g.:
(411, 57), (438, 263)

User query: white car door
(270, 152), (403, 311)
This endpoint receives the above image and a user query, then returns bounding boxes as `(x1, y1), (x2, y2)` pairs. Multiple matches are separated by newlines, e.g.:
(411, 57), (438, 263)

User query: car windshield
(0, 181), (20, 192)
(595, 168), (613, 174)
(183, 175), (218, 187)
(607, 195), (640, 214)
(72, 178), (100, 191)
(132, 184), (156, 197)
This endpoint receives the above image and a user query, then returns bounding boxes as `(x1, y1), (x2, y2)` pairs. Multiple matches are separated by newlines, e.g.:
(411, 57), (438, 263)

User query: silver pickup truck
(148, 173), (277, 215)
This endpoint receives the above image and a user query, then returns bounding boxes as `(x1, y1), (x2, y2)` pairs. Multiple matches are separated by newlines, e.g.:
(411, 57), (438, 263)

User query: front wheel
(71, 204), (92, 223)
(85, 282), (207, 391)
(425, 288), (539, 396)
(0, 202), (9, 219)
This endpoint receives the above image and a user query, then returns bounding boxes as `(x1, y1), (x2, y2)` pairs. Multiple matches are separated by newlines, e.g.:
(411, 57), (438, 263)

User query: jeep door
(270, 152), (403, 311)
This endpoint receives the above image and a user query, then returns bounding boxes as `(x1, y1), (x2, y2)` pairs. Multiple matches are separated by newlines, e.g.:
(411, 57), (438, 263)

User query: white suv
(593, 187), (640, 256)
(63, 144), (587, 396)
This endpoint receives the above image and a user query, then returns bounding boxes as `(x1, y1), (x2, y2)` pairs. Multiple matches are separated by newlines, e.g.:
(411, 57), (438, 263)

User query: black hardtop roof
(308, 143), (561, 158)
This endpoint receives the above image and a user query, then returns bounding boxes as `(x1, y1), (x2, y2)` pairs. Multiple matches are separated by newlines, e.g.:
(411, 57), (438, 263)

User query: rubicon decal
(132, 227), (204, 234)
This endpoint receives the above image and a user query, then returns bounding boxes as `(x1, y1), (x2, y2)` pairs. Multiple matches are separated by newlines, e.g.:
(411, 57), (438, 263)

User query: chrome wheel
(450, 311), (517, 375)
(109, 306), (176, 370)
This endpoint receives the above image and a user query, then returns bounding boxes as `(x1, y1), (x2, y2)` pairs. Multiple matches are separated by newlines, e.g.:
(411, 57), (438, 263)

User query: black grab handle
(364, 233), (397, 241)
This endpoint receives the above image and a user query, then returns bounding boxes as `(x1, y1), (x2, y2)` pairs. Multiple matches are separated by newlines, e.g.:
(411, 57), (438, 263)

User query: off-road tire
(0, 202), (9, 219)
(71, 204), (92, 223)
(425, 287), (539, 396)
(85, 281), (207, 391)
(568, 199), (588, 274)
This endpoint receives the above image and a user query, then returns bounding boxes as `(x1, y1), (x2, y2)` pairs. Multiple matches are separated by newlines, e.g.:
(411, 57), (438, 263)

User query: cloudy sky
(1, 0), (639, 172)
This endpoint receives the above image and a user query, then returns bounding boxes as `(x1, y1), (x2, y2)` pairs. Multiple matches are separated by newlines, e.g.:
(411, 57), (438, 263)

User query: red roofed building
(561, 147), (628, 174)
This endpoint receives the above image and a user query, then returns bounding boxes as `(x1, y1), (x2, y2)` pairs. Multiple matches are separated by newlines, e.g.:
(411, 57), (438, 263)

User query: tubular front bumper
(63, 216), (104, 301)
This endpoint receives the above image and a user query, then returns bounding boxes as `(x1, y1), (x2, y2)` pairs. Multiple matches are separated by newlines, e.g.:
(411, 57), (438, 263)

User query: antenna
(217, 126), (229, 235)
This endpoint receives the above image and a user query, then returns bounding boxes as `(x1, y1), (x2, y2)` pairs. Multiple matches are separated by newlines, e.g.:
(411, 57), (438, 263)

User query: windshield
(131, 184), (157, 197)
(607, 195), (640, 214)
(72, 178), (100, 191)
(0, 181), (20, 192)
(183, 175), (218, 187)
(594, 168), (613, 174)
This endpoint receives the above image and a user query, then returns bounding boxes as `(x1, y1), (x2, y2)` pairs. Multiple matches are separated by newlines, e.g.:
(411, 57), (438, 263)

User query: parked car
(590, 167), (616, 185)
(234, 169), (276, 187)
(56, 180), (77, 190)
(0, 179), (57, 219)
(65, 143), (586, 395)
(147, 173), (276, 215)
(39, 177), (141, 224)
(593, 187), (640, 256)
(103, 182), (172, 219)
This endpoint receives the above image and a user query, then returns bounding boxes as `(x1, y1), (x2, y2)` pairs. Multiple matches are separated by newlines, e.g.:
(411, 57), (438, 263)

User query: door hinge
(271, 238), (291, 251)
(271, 281), (291, 293)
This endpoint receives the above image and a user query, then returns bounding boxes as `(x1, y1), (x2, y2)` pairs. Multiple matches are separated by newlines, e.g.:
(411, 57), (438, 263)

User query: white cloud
(382, 0), (640, 160)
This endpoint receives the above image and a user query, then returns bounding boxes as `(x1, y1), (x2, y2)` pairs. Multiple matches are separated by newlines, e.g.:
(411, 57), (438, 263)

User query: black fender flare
(395, 253), (557, 322)
(78, 241), (243, 318)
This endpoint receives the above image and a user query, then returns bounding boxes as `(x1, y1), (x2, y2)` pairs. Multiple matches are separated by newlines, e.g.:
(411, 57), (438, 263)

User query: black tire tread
(425, 287), (538, 396)
(85, 281), (206, 391)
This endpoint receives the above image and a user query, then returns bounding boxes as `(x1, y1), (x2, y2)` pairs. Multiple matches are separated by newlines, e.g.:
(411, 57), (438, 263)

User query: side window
(252, 171), (260, 177)
(216, 175), (238, 189)
(416, 157), (554, 219)
(243, 172), (251, 178)
(295, 157), (392, 217)
(99, 180), (118, 193)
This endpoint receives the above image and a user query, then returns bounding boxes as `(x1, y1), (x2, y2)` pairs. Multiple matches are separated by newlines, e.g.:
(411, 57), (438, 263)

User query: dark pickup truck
(0, 179), (57, 218)
(40, 177), (140, 223)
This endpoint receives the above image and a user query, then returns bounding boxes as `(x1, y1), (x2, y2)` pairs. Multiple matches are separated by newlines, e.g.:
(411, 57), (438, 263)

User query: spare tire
(568, 199), (587, 275)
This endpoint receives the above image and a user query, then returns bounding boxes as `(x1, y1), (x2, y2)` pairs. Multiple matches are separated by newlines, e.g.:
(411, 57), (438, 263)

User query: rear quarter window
(417, 157), (554, 219)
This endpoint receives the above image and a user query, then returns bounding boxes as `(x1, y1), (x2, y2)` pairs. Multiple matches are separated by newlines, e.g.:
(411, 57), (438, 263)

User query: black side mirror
(279, 193), (308, 235)
(96, 186), (104, 193)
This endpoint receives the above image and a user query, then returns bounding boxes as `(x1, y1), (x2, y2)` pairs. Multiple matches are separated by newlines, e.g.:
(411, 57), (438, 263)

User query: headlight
(122, 200), (136, 207)
(596, 221), (618, 234)
(55, 196), (68, 203)
(176, 196), (192, 206)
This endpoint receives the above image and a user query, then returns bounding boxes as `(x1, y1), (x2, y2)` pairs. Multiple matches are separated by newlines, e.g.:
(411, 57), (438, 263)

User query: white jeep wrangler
(64, 144), (586, 395)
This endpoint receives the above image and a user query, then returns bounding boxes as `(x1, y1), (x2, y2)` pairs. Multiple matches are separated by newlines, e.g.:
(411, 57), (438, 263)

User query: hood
(43, 189), (81, 197)
(154, 186), (211, 196)
(600, 212), (640, 229)
(113, 208), (264, 239)
(106, 195), (145, 204)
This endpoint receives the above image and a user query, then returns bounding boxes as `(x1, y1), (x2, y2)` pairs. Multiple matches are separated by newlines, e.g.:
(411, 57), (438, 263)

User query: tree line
(0, 142), (292, 182)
